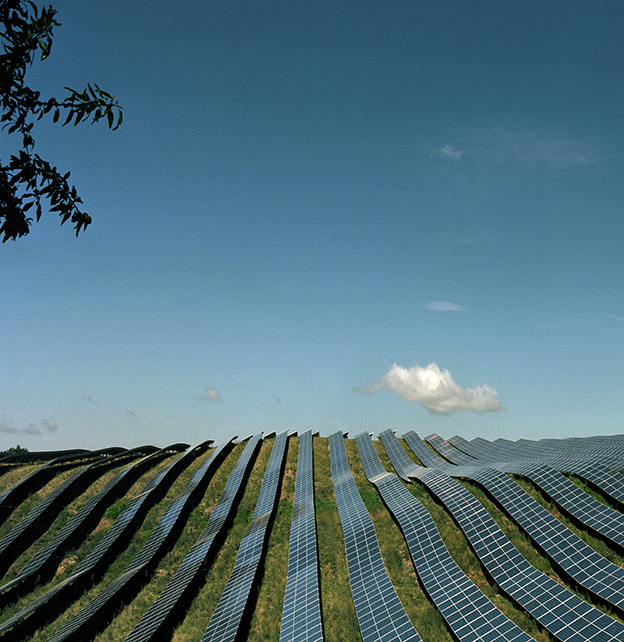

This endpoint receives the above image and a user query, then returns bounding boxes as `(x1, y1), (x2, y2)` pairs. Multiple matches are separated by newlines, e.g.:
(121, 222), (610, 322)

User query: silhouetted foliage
(0, 444), (28, 454)
(0, 0), (122, 242)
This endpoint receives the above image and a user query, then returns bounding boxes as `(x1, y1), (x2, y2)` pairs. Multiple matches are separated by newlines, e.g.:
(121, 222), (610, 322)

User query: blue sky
(2, 0), (624, 450)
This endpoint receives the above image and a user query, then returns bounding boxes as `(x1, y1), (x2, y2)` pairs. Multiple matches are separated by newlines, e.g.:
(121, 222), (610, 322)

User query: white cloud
(427, 301), (465, 312)
(196, 387), (222, 402)
(433, 144), (464, 160)
(608, 315), (624, 322)
(464, 126), (604, 172)
(41, 418), (58, 432)
(359, 363), (502, 415)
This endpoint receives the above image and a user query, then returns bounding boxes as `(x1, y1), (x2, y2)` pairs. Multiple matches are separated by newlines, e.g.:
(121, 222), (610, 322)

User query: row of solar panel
(380, 430), (624, 642)
(2, 431), (624, 641)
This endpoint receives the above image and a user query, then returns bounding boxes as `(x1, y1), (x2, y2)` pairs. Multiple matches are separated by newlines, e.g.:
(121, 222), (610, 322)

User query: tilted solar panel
(125, 435), (260, 642)
(200, 431), (289, 642)
(329, 431), (421, 642)
(280, 430), (323, 642)
(360, 431), (532, 642)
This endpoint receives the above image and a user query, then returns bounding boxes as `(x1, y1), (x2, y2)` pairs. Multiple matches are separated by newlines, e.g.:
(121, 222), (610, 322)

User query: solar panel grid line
(371, 430), (533, 641)
(0, 445), (194, 638)
(409, 464), (624, 641)
(328, 431), (422, 642)
(493, 462), (624, 550)
(200, 431), (289, 642)
(44, 440), (223, 642)
(460, 465), (624, 611)
(280, 431), (323, 642)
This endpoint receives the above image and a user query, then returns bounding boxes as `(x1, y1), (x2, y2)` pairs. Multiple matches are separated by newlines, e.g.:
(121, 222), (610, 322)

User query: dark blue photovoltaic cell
(383, 431), (624, 642)
(0, 450), (131, 577)
(424, 433), (478, 466)
(329, 431), (421, 642)
(124, 435), (260, 642)
(395, 431), (624, 612)
(200, 431), (289, 642)
(280, 431), (323, 642)
(459, 464), (624, 612)
(46, 439), (228, 642)
(357, 432), (532, 642)
(0, 447), (158, 599)
(0, 444), (192, 638)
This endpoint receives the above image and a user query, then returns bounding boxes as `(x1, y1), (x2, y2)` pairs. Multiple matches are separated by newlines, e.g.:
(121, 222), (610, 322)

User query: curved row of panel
(355, 431), (532, 642)
(428, 432), (624, 551)
(46, 439), (227, 642)
(280, 430), (324, 642)
(0, 447), (161, 601)
(200, 430), (289, 642)
(462, 463), (624, 611)
(0, 451), (91, 525)
(0, 443), (193, 639)
(0, 454), (111, 577)
(388, 430), (624, 618)
(448, 433), (624, 510)
(2, 432), (624, 642)
(383, 430), (624, 642)
(125, 434), (262, 642)
(328, 431), (421, 642)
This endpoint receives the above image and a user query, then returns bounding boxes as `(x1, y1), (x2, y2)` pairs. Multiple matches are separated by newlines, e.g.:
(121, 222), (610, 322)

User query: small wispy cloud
(427, 301), (465, 312)
(356, 363), (502, 415)
(196, 387), (222, 402)
(432, 144), (464, 161)
(1, 421), (43, 436)
(607, 314), (624, 322)
(41, 418), (58, 433)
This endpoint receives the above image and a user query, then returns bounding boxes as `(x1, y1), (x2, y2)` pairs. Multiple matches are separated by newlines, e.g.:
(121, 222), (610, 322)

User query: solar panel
(45, 439), (228, 642)
(461, 464), (624, 612)
(280, 430), (323, 642)
(0, 444), (196, 638)
(329, 431), (421, 642)
(494, 461), (624, 550)
(124, 435), (261, 642)
(424, 433), (478, 466)
(358, 432), (532, 642)
(0, 450), (130, 577)
(0, 447), (167, 601)
(200, 431), (289, 642)
(381, 431), (624, 642)
(402, 431), (447, 468)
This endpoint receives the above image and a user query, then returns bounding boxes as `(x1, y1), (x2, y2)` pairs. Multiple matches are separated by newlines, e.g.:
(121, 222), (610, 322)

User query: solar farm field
(1, 431), (624, 642)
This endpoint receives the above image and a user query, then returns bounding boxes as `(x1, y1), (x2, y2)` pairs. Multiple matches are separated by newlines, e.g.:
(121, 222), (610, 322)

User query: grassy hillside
(0, 435), (623, 641)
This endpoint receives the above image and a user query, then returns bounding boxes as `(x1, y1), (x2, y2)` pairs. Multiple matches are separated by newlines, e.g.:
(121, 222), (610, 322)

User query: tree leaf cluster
(1, 0), (122, 242)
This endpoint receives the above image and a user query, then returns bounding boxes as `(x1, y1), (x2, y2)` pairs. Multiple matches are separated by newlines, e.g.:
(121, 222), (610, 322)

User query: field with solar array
(1, 430), (624, 642)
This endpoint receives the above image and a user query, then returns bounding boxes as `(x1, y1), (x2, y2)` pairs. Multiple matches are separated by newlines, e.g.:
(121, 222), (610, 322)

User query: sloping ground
(0, 431), (624, 642)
